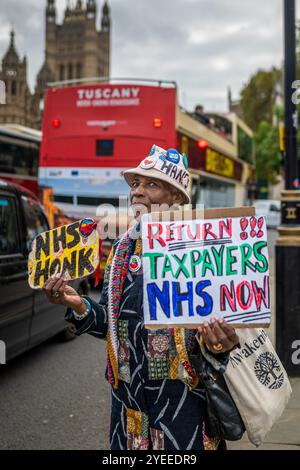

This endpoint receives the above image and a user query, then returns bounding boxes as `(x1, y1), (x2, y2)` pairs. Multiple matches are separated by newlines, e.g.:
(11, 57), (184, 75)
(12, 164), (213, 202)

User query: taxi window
(0, 196), (20, 256)
(21, 196), (49, 250)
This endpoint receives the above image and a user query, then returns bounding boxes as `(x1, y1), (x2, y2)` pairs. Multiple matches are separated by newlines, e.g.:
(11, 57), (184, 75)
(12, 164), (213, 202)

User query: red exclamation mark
(250, 217), (257, 237)
(240, 217), (248, 240)
(257, 217), (264, 238)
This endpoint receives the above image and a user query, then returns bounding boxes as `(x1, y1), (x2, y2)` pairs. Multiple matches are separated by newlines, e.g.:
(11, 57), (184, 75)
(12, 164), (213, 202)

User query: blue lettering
(147, 281), (170, 321)
(172, 281), (194, 317)
(195, 280), (213, 316)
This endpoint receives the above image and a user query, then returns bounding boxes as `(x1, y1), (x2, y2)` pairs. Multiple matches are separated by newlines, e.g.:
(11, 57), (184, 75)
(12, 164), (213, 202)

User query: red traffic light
(197, 138), (208, 149)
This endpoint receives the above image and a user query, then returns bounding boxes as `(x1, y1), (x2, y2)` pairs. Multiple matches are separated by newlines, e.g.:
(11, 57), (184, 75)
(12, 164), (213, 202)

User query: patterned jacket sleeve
(64, 239), (118, 340)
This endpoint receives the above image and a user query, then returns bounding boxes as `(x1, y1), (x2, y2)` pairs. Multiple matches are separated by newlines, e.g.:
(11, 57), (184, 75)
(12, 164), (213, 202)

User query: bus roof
(47, 77), (177, 89)
(0, 124), (41, 143)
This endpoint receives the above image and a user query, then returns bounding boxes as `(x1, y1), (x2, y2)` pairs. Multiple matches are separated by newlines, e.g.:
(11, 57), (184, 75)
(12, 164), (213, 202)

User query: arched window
(11, 80), (17, 96)
(76, 63), (82, 79)
(0, 80), (6, 104)
(68, 63), (73, 80)
(59, 64), (65, 81)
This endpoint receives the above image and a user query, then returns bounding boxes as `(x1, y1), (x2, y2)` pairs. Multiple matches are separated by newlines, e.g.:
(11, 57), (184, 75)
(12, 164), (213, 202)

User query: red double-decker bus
(39, 79), (255, 217)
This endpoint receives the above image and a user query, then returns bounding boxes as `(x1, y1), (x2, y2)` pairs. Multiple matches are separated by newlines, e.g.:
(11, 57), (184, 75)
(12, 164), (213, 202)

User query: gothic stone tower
(0, 30), (35, 127)
(33, 0), (111, 127)
(35, 0), (111, 93)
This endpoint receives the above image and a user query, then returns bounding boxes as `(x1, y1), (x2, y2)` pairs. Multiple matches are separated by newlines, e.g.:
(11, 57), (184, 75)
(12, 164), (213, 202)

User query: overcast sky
(0, 0), (298, 111)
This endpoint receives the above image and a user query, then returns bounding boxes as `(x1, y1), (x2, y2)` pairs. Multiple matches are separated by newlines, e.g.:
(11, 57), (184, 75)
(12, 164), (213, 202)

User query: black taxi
(0, 179), (89, 362)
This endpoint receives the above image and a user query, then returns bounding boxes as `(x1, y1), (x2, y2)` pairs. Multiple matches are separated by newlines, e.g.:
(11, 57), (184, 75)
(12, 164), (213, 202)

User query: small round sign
(140, 156), (157, 169)
(166, 148), (180, 164)
(129, 255), (142, 273)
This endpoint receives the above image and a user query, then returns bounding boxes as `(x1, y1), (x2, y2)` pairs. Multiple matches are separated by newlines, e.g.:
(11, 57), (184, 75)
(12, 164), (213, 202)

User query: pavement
(228, 230), (300, 451)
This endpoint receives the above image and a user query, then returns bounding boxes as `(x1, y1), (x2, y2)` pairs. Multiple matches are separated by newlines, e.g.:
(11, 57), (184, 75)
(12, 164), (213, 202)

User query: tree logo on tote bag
(254, 352), (284, 389)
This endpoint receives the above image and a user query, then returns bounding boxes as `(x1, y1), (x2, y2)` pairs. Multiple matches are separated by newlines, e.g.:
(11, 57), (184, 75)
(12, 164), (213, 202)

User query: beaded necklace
(107, 229), (135, 388)
(106, 228), (199, 390)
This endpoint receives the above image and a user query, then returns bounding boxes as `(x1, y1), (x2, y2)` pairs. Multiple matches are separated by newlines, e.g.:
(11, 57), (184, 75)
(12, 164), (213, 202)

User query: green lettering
(190, 250), (202, 277)
(161, 255), (175, 278)
(172, 253), (190, 279)
(253, 241), (269, 273)
(211, 245), (224, 276)
(142, 252), (164, 279)
(240, 244), (256, 274)
(226, 246), (238, 275)
(201, 251), (216, 276)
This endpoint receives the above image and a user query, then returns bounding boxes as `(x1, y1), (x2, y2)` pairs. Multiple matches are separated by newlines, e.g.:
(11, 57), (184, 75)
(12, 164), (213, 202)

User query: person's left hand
(198, 318), (239, 354)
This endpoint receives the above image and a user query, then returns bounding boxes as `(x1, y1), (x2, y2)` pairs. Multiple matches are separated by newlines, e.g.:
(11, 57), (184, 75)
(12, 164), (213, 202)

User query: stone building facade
(0, 1), (111, 129)
(0, 31), (36, 127)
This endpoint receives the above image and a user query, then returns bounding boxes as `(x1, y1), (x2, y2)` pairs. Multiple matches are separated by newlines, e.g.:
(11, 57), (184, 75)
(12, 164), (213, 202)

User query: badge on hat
(149, 145), (156, 156)
(140, 156), (157, 169)
(182, 153), (189, 169)
(129, 255), (142, 273)
(166, 148), (180, 164)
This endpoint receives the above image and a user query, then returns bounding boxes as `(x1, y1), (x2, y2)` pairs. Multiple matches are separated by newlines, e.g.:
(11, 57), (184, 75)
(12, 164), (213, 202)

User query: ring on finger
(212, 342), (223, 352)
(52, 291), (60, 298)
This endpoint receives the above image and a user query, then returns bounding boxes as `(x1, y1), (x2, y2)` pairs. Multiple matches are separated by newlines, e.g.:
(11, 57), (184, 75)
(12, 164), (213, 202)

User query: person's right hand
(44, 274), (85, 314)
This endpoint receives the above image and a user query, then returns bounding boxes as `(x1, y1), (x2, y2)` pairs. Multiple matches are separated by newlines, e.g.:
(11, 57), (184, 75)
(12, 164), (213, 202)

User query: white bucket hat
(123, 145), (190, 204)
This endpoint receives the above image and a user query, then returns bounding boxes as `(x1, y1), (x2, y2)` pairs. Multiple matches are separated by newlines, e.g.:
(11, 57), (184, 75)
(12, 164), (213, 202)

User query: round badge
(166, 148), (180, 164)
(140, 156), (157, 169)
(182, 153), (189, 169)
(129, 255), (142, 273)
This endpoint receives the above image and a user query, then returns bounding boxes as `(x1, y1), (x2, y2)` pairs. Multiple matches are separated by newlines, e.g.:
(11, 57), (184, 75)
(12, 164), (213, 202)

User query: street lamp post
(276, 0), (300, 375)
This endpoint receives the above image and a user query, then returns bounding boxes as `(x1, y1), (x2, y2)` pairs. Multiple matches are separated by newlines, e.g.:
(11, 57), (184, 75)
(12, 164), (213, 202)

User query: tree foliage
(254, 121), (281, 185)
(240, 68), (282, 132)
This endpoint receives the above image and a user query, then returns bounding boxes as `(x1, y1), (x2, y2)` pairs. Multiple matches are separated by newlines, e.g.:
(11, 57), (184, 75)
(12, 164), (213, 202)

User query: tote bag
(224, 328), (292, 447)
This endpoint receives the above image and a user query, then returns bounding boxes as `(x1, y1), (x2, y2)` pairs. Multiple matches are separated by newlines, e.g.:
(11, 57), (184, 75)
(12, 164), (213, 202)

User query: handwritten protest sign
(28, 218), (100, 289)
(142, 211), (270, 329)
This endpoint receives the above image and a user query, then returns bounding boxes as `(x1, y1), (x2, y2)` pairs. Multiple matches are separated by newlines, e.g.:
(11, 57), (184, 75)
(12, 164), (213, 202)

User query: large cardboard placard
(142, 208), (270, 329)
(28, 218), (100, 289)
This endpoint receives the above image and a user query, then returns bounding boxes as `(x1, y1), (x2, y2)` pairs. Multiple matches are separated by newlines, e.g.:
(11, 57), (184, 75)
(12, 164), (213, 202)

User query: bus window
(96, 139), (114, 156)
(0, 141), (39, 176)
(53, 195), (74, 204)
(77, 196), (120, 206)
(21, 196), (49, 250)
(238, 126), (254, 164)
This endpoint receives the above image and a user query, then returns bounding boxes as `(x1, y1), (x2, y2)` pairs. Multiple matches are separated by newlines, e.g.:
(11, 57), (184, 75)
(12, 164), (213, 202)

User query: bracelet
(73, 297), (91, 320)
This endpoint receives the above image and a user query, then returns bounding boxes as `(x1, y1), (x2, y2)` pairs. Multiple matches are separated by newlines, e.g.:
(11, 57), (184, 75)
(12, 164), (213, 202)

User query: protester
(44, 145), (240, 450)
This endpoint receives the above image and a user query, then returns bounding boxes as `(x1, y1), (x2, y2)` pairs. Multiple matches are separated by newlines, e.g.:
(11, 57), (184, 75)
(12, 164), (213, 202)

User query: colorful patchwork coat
(65, 229), (229, 450)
